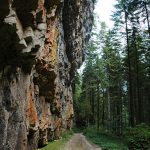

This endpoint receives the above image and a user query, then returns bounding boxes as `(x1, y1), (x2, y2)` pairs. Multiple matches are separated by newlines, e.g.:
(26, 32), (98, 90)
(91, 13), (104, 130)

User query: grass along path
(40, 131), (73, 150)
(84, 127), (128, 150)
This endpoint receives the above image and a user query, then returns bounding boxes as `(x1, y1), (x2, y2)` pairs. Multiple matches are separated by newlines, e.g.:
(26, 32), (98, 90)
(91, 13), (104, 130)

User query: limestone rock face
(0, 0), (94, 149)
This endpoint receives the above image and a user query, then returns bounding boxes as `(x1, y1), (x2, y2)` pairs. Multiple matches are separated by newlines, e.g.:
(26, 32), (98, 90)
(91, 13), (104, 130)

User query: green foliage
(72, 126), (84, 133)
(84, 126), (128, 150)
(40, 130), (73, 150)
(125, 124), (150, 150)
(73, 72), (93, 127)
(74, 0), (150, 146)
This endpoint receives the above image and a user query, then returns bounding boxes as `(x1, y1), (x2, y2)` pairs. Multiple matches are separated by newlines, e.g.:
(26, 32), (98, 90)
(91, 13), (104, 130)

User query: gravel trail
(63, 133), (101, 150)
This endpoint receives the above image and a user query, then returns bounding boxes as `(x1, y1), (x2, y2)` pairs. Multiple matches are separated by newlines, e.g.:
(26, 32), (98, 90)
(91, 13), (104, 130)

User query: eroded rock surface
(0, 0), (94, 149)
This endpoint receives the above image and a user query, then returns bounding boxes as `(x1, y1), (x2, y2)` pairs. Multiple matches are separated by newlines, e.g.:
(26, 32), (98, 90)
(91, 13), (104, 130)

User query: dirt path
(63, 133), (101, 150)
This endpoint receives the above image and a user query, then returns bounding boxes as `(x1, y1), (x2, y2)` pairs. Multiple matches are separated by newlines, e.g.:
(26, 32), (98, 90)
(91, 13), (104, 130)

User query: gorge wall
(0, 0), (94, 149)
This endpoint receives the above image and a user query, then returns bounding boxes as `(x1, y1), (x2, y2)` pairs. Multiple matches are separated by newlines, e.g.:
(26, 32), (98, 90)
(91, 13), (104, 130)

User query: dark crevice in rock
(0, 0), (10, 21)
(12, 0), (38, 28)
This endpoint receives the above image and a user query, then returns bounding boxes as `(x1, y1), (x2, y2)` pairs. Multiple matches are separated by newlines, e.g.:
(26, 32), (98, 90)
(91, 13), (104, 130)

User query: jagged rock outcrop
(0, 0), (94, 149)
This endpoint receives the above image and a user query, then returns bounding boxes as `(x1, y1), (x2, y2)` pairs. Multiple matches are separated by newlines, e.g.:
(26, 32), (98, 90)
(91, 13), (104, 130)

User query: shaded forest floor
(83, 127), (128, 150)
(40, 124), (150, 150)
(82, 124), (150, 150)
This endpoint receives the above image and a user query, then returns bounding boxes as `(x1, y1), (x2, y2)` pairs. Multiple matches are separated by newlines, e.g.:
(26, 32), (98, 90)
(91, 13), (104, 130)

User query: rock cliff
(0, 0), (94, 149)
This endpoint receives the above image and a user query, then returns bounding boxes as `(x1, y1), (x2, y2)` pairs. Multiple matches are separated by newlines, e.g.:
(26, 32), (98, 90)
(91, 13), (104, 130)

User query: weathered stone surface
(0, 0), (94, 149)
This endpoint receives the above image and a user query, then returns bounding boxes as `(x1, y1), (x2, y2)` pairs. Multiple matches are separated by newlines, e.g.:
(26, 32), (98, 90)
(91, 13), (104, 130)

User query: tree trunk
(144, 0), (150, 38)
(125, 12), (135, 127)
(107, 88), (111, 131)
(92, 82), (95, 124)
(97, 80), (100, 131)
(102, 90), (105, 126)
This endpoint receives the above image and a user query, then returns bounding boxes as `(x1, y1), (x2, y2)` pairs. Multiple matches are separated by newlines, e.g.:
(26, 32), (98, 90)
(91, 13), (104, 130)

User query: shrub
(125, 123), (150, 150)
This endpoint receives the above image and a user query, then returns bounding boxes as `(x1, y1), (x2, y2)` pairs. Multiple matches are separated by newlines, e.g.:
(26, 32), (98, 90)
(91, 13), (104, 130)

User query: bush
(125, 123), (150, 150)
